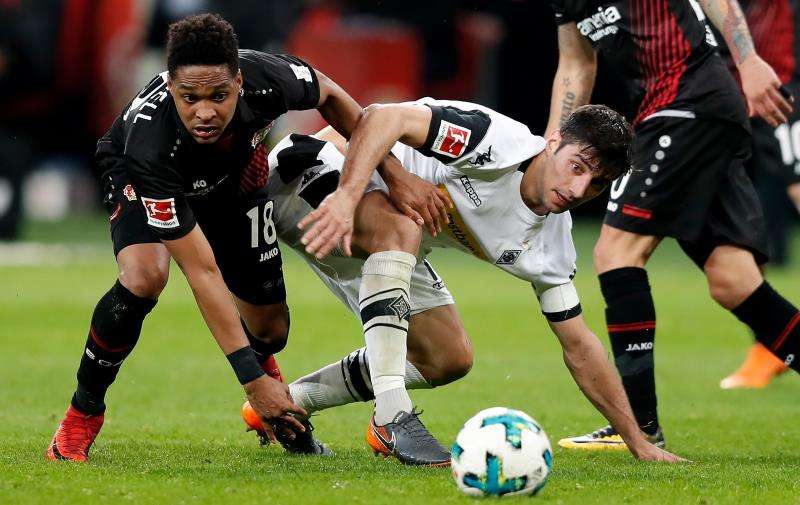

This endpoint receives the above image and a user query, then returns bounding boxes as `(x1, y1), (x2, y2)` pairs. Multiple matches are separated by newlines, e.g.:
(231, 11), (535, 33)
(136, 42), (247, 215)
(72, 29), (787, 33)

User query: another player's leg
(283, 303), (472, 466)
(47, 243), (168, 461)
(704, 245), (800, 376)
(558, 225), (665, 451)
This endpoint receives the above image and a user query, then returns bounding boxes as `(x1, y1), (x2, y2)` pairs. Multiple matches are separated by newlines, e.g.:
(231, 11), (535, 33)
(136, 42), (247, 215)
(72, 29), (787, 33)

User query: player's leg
(560, 117), (727, 451)
(290, 303), (472, 414)
(48, 183), (167, 462)
(556, 225), (665, 450)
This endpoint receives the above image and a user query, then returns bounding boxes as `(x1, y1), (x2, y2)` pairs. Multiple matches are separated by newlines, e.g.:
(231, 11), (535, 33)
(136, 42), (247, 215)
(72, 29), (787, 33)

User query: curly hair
(166, 13), (239, 77)
(558, 104), (634, 181)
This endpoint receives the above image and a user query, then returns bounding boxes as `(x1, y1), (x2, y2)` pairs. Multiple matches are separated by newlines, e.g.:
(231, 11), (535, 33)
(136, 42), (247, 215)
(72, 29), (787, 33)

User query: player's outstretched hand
(244, 375), (307, 443)
(298, 189), (358, 259)
(387, 171), (453, 237)
(632, 442), (690, 463)
(739, 54), (793, 127)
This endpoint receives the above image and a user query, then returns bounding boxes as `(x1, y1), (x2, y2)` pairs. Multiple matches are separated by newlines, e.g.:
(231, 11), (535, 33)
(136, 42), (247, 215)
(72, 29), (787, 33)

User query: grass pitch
(1, 216), (799, 504)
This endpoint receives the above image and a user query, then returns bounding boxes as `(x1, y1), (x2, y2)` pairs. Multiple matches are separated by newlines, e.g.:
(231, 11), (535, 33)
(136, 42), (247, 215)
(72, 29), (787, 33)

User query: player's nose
(570, 174), (592, 199)
(196, 107), (216, 122)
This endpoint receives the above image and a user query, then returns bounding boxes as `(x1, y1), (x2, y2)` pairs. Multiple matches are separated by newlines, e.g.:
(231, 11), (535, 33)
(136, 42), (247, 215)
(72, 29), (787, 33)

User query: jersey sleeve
(549, 0), (576, 25)
(240, 50), (320, 113)
(530, 212), (579, 318)
(127, 156), (196, 241)
(417, 102), (492, 164)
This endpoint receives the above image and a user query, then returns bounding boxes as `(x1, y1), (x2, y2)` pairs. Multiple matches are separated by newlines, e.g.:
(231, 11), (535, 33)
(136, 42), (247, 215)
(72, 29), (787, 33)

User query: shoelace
(590, 425), (618, 438)
(396, 410), (440, 443)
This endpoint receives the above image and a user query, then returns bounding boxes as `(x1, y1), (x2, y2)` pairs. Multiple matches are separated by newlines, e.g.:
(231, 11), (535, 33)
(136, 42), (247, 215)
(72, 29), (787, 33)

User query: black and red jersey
(95, 50), (320, 240)
(742, 0), (800, 86)
(550, 0), (747, 126)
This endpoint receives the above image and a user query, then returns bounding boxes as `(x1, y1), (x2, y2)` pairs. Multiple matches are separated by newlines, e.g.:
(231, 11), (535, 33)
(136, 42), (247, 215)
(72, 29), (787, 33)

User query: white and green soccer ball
(451, 407), (553, 498)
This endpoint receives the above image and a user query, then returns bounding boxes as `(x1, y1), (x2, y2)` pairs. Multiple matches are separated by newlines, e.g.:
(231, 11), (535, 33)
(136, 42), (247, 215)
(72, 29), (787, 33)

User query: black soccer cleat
(558, 423), (665, 451)
(274, 418), (333, 456)
(366, 409), (451, 467)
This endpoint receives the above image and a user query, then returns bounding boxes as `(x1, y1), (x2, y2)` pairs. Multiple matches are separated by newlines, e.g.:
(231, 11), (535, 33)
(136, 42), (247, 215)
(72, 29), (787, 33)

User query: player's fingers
(279, 414), (307, 433)
(419, 204), (437, 236)
(432, 194), (449, 228)
(314, 225), (345, 259)
(400, 204), (425, 227)
(756, 101), (780, 127)
(427, 201), (442, 234)
(300, 213), (328, 246)
(342, 231), (353, 258)
(438, 186), (454, 210)
(761, 93), (788, 125)
(306, 221), (336, 255)
(260, 419), (278, 444)
(769, 86), (793, 116)
(297, 209), (320, 231)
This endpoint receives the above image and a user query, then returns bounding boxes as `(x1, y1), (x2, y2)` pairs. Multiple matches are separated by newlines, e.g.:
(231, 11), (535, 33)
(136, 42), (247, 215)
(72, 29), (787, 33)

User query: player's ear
(235, 69), (243, 89)
(548, 129), (563, 154)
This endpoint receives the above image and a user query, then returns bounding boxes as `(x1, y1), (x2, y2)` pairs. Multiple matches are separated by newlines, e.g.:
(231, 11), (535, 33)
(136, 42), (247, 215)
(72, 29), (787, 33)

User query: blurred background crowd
(1, 0), (797, 262)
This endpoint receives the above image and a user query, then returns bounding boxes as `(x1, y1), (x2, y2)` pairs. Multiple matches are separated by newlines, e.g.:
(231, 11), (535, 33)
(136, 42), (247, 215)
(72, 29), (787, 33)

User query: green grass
(1, 217), (799, 503)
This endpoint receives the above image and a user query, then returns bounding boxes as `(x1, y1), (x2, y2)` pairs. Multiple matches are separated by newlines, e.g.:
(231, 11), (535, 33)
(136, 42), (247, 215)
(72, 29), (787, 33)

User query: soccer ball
(451, 407), (553, 497)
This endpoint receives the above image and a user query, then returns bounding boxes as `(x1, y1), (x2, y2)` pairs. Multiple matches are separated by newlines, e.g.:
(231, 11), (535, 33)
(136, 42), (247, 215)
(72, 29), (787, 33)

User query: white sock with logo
(358, 251), (416, 425)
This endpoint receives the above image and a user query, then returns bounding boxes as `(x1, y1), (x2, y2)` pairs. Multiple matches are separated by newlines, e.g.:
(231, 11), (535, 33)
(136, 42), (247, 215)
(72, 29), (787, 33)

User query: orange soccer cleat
(720, 343), (788, 389)
(241, 400), (331, 455)
(46, 405), (105, 462)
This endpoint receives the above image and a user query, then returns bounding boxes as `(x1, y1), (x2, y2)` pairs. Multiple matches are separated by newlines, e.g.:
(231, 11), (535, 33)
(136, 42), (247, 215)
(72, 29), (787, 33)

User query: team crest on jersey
(469, 145), (492, 167)
(495, 249), (522, 266)
(432, 121), (471, 158)
(142, 197), (179, 229)
(123, 184), (137, 201)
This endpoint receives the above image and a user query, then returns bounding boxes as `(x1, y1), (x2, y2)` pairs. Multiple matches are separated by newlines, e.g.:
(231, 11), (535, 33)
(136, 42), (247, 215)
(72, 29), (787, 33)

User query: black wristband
(226, 346), (266, 385)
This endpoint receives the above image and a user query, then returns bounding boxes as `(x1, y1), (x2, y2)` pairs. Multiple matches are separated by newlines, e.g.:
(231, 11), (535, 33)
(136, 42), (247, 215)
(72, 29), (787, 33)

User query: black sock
(600, 267), (659, 432)
(732, 282), (800, 370)
(71, 281), (156, 415)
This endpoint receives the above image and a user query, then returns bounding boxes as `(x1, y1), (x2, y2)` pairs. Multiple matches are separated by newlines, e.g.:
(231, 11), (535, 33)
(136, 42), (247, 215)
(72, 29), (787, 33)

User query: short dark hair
(166, 13), (239, 77)
(558, 104), (633, 181)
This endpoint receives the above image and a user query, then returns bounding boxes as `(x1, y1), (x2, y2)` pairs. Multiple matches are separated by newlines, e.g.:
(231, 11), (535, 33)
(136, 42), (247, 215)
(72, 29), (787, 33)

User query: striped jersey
(550, 0), (747, 126)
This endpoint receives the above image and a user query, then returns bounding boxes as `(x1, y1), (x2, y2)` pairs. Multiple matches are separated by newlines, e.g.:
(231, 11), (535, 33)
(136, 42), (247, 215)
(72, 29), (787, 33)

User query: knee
(705, 264), (749, 310)
(119, 263), (169, 299)
(427, 333), (474, 387)
(378, 212), (422, 254)
(245, 311), (290, 354)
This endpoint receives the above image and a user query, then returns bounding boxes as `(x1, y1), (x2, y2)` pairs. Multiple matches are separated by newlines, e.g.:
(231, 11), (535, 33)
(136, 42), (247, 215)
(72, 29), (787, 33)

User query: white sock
(289, 347), (432, 415)
(359, 251), (416, 425)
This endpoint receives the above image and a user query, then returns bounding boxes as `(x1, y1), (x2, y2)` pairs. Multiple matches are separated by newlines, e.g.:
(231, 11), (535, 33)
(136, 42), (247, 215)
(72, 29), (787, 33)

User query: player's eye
(212, 93), (228, 102)
(183, 95), (197, 104)
(571, 162), (582, 174)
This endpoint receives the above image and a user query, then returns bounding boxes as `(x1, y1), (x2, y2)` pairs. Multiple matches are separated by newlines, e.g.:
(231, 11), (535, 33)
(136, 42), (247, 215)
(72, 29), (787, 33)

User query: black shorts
(749, 98), (800, 185)
(603, 116), (769, 266)
(107, 179), (285, 305)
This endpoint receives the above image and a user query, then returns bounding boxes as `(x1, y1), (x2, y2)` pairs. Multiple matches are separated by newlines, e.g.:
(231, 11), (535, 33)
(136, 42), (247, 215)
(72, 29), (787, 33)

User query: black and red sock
(732, 282), (800, 370)
(72, 281), (156, 415)
(600, 267), (659, 432)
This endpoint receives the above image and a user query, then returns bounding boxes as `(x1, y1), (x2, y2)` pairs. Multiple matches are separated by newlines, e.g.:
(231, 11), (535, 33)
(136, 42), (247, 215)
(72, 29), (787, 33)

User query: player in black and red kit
(45, 13), (443, 462)
(721, 0), (800, 389)
(547, 0), (798, 451)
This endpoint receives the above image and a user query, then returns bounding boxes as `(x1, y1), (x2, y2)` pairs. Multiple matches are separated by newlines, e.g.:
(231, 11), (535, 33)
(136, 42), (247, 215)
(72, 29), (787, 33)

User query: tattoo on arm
(560, 90), (577, 128)
(701, 0), (754, 64)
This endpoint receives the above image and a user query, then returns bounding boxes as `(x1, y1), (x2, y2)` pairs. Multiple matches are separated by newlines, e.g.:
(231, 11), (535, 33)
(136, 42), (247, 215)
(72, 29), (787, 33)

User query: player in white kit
(243, 98), (683, 464)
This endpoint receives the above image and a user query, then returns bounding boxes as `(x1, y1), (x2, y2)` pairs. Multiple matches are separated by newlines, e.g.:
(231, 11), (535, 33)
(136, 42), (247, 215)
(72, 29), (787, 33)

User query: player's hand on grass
(244, 375), (307, 442)
(739, 54), (793, 127)
(632, 442), (690, 463)
(298, 189), (358, 259)
(386, 171), (453, 237)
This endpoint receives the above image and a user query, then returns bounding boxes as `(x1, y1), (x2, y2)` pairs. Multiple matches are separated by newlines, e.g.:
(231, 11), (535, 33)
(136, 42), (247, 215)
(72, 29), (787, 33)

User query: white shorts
(267, 134), (454, 316)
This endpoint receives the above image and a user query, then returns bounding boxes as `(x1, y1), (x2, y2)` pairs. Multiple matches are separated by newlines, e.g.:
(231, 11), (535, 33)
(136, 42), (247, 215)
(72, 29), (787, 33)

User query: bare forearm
(562, 334), (645, 452)
(699, 0), (754, 65)
(546, 65), (595, 137)
(184, 267), (248, 354)
(318, 91), (363, 140)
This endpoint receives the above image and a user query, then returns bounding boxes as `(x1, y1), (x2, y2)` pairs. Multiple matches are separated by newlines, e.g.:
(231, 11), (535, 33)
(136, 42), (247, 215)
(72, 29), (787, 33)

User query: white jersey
(391, 98), (578, 295)
(267, 98), (580, 317)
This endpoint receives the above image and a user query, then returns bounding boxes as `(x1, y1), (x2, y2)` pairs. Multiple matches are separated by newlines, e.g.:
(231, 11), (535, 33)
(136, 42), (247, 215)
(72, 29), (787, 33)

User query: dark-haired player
(547, 0), (798, 451)
(267, 98), (684, 463)
(45, 13), (436, 462)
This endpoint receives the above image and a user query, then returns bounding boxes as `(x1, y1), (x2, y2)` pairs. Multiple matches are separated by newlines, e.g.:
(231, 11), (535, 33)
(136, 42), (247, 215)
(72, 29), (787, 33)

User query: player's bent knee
(705, 266), (748, 310)
(428, 334), (474, 386)
(118, 263), (169, 299)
